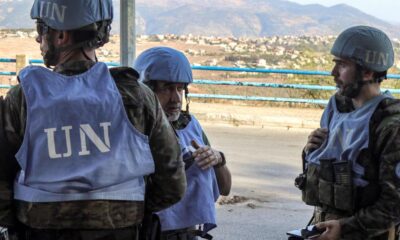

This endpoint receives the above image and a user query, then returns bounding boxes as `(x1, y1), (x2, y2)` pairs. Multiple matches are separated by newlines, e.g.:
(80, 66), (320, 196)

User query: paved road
(202, 123), (314, 240)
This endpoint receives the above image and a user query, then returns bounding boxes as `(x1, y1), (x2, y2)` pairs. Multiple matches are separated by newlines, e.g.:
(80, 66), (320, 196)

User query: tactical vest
(302, 94), (390, 213)
(14, 62), (155, 202)
(156, 115), (220, 234)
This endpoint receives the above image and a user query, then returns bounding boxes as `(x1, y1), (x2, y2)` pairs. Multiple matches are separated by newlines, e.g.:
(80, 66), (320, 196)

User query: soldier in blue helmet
(134, 47), (232, 240)
(295, 26), (400, 240)
(0, 1), (186, 240)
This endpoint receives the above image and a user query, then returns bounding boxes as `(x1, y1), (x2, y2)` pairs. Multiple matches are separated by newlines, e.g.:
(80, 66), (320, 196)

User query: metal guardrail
(192, 65), (331, 76)
(0, 71), (16, 76)
(1, 58), (400, 104)
(0, 58), (16, 63)
(29, 59), (120, 67)
(193, 79), (400, 94)
(189, 93), (329, 104)
(0, 58), (17, 76)
(192, 65), (400, 80)
(0, 84), (12, 88)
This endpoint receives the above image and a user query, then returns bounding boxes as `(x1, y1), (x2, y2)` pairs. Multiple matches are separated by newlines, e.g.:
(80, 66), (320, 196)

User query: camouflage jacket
(307, 94), (400, 239)
(0, 61), (186, 229)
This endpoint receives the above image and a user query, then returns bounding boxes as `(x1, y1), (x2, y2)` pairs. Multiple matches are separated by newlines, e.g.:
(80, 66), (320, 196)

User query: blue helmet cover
(31, 0), (113, 30)
(331, 25), (394, 72)
(133, 47), (193, 84)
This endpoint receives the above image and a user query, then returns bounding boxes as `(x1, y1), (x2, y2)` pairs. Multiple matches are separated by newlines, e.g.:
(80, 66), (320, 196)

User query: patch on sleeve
(395, 162), (400, 179)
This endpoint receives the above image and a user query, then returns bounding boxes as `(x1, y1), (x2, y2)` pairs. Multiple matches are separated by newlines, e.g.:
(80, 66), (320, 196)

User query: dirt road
(202, 123), (314, 240)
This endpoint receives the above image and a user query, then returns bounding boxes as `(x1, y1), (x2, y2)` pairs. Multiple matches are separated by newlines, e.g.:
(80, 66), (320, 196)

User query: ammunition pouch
(298, 159), (355, 213)
(301, 164), (320, 206)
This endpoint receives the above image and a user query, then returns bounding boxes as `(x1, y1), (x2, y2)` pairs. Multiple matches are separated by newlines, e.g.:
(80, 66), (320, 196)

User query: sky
(287, 0), (400, 24)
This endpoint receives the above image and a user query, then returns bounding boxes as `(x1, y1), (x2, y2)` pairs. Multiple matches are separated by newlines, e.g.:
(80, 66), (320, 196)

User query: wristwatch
(214, 152), (226, 168)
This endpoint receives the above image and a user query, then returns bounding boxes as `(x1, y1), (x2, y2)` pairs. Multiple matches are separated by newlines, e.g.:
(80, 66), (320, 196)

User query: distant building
(257, 59), (267, 68)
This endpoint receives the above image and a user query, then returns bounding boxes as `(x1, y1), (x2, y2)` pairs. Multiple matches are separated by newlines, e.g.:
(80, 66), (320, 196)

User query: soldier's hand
(313, 220), (340, 240)
(304, 128), (328, 154)
(191, 140), (222, 170)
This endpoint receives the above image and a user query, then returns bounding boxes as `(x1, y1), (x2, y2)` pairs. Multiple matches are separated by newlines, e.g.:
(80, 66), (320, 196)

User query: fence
(1, 56), (400, 105)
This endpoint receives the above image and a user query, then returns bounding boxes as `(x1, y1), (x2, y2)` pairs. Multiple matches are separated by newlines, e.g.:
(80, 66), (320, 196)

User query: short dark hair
(356, 64), (387, 83)
(143, 80), (156, 91)
(373, 71), (387, 83)
(70, 20), (111, 49)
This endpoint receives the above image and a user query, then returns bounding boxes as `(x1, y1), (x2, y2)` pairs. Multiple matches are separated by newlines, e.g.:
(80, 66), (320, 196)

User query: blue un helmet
(133, 47), (193, 112)
(330, 26), (394, 98)
(331, 25), (394, 74)
(31, 0), (113, 51)
(31, 0), (113, 31)
(133, 47), (193, 86)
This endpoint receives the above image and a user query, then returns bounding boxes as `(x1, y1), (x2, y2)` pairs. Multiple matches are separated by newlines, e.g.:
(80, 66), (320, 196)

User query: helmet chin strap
(43, 35), (58, 68)
(80, 48), (97, 62)
(184, 85), (190, 113)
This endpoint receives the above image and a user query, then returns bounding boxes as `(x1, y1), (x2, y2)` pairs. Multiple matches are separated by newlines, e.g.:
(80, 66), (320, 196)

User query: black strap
(306, 215), (314, 227)
(139, 214), (161, 240)
(360, 79), (377, 85)
(188, 230), (213, 240)
(287, 237), (303, 240)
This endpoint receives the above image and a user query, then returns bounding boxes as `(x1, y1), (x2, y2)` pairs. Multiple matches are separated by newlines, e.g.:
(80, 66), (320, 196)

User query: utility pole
(120, 0), (135, 66)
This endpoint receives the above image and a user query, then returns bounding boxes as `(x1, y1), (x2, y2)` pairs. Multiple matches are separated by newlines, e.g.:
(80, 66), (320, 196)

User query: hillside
(0, 0), (399, 37)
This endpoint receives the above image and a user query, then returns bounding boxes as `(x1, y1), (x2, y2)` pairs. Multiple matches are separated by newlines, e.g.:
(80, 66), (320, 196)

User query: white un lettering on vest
(39, 1), (67, 23)
(365, 50), (389, 66)
(44, 122), (111, 159)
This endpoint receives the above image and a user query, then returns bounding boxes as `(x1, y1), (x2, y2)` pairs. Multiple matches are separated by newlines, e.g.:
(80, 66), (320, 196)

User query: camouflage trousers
(139, 214), (201, 240)
(14, 225), (140, 240)
(312, 207), (397, 240)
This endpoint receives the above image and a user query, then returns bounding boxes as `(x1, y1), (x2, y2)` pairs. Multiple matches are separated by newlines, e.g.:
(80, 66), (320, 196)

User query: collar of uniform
(54, 60), (97, 76)
(172, 112), (191, 130)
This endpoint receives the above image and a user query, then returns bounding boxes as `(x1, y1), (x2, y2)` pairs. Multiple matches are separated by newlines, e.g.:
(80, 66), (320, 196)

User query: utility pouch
(295, 173), (306, 190)
(318, 159), (335, 207)
(302, 164), (320, 206)
(319, 159), (334, 182)
(318, 179), (334, 207)
(333, 161), (354, 212)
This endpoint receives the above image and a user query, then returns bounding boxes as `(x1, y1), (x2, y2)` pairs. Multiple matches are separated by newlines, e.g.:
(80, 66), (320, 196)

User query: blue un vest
(14, 63), (155, 202)
(157, 115), (220, 232)
(306, 93), (391, 186)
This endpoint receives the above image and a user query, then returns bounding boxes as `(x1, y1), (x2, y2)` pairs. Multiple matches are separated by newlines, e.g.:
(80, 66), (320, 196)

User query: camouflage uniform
(303, 93), (400, 240)
(0, 61), (186, 234)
